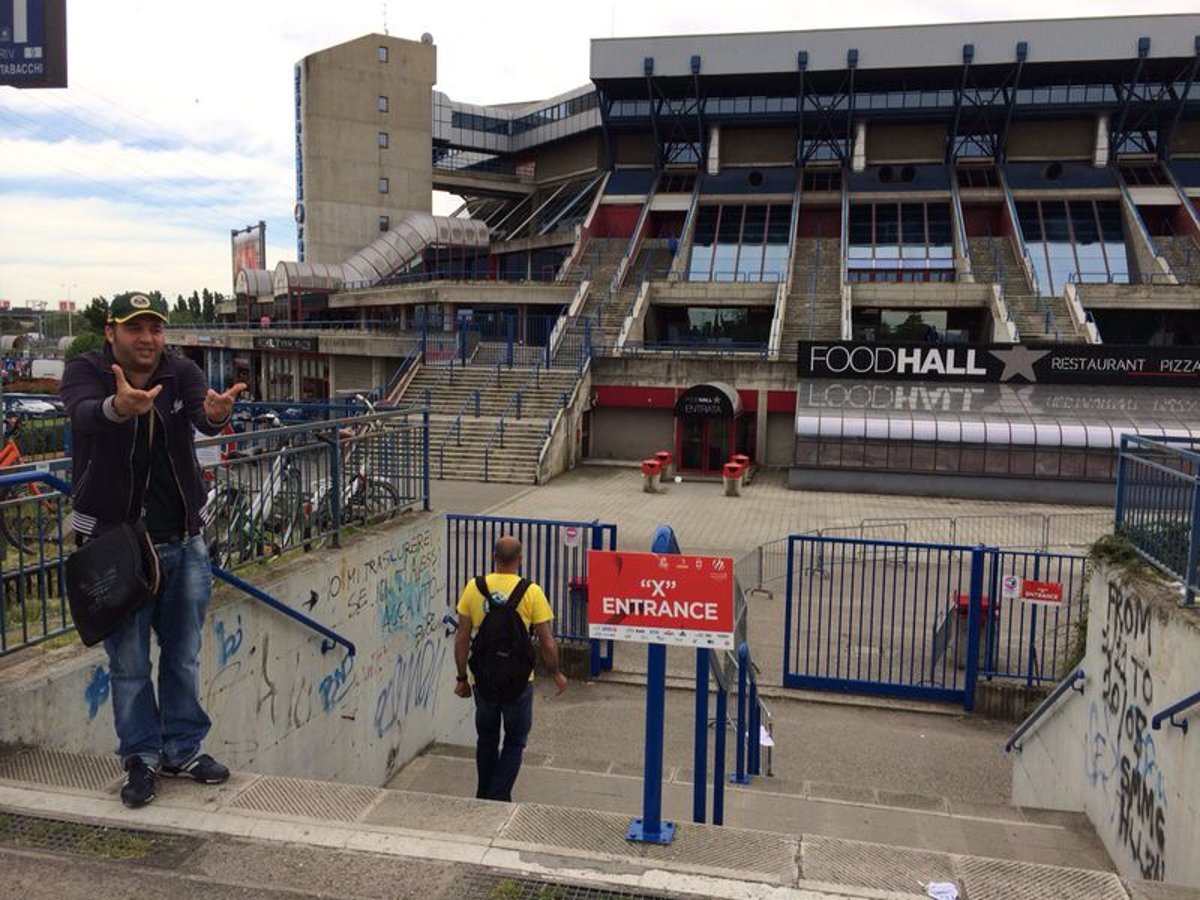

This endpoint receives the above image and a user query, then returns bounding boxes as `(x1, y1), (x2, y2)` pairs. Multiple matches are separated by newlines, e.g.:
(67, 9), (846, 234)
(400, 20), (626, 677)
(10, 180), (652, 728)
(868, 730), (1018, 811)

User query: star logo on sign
(990, 346), (1050, 382)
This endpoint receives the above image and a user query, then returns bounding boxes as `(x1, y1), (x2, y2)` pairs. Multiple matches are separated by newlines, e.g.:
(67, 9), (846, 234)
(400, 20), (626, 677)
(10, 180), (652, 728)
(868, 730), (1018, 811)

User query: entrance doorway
(679, 417), (732, 473)
(673, 382), (743, 474)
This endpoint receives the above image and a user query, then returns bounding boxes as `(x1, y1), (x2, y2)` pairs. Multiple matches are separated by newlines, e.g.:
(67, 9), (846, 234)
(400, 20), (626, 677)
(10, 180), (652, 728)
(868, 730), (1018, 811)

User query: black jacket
(60, 343), (227, 536)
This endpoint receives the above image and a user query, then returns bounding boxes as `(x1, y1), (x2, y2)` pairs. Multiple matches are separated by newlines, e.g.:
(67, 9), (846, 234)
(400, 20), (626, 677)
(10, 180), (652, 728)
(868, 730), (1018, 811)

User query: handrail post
(1187, 481), (1200, 606)
(964, 548), (985, 712)
(422, 408), (431, 511)
(713, 681), (727, 826)
(732, 643), (750, 784)
(327, 424), (342, 548)
(748, 678), (761, 777)
(693, 648), (708, 824)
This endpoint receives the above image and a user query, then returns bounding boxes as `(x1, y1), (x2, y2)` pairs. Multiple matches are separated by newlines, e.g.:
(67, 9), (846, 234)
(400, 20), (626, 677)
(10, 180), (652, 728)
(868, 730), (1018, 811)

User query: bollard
(654, 450), (673, 480)
(641, 458), (662, 493)
(722, 461), (745, 498)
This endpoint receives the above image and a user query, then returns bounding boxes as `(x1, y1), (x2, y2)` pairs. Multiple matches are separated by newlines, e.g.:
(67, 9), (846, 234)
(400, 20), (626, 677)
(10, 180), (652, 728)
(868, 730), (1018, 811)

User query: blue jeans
(104, 534), (213, 769)
(473, 683), (534, 802)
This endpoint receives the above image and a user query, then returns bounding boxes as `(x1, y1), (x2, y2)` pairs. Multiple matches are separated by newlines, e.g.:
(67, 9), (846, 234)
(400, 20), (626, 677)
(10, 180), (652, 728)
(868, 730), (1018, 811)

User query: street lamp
(60, 282), (77, 338)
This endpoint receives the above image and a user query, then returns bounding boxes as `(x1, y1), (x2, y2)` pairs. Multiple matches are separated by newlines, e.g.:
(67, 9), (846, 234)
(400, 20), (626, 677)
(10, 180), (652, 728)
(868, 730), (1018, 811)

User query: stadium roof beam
(1109, 37), (1151, 158)
(949, 41), (1026, 162)
(643, 56), (706, 169)
(1161, 37), (1200, 161)
(798, 48), (858, 166)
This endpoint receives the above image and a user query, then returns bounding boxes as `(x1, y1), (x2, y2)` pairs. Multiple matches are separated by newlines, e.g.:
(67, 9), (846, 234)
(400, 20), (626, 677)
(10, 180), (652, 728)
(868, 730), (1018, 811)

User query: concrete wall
(765, 412), (794, 467)
(1011, 563), (1200, 887)
(536, 133), (604, 182)
(1007, 119), (1094, 162)
(301, 35), (435, 264)
(590, 408), (673, 460)
(615, 133), (656, 166)
(537, 370), (592, 483)
(864, 123), (944, 164)
(0, 514), (474, 788)
(721, 127), (796, 166)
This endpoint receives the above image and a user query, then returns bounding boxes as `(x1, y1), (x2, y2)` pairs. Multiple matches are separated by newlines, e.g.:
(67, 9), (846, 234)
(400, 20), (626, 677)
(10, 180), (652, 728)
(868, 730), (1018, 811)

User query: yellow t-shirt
(457, 574), (553, 684)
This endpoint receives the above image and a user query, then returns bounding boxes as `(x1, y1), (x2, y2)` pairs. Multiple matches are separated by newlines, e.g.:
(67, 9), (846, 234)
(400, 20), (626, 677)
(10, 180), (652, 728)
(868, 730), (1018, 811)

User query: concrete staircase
(779, 236), (843, 355)
(969, 237), (1082, 343)
(0, 742), (1183, 900)
(403, 364), (578, 483)
(564, 237), (640, 355)
(1159, 235), (1200, 285)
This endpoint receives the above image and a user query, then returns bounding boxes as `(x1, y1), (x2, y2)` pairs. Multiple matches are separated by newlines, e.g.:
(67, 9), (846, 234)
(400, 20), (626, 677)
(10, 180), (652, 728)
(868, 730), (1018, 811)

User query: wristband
(456, 674), (468, 682)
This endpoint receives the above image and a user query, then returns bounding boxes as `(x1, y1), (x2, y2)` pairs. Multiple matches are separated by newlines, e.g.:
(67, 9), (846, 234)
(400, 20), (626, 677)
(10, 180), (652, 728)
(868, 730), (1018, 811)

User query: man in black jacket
(61, 292), (245, 809)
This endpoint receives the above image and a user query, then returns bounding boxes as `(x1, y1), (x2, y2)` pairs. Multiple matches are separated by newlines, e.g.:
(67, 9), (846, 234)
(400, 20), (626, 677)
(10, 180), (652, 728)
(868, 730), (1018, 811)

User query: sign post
(588, 531), (734, 844)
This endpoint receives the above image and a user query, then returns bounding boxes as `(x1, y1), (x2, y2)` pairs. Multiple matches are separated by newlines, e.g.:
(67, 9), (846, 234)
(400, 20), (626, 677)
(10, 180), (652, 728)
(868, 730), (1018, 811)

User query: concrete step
(0, 745), (1152, 900)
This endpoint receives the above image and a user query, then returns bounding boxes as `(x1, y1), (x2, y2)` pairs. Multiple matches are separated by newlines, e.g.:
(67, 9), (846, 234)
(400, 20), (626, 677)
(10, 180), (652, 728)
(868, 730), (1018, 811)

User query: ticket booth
(674, 382), (744, 474)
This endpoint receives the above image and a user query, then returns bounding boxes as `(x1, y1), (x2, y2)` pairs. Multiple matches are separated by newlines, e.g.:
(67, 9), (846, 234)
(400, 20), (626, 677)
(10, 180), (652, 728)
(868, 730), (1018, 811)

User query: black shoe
(161, 753), (229, 784)
(120, 759), (157, 809)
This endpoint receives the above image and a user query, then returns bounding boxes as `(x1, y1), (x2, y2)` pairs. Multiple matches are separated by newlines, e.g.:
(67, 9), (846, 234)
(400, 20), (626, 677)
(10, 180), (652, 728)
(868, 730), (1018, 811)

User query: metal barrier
(783, 534), (1089, 705)
(444, 513), (616, 644)
(1115, 434), (1200, 605)
(0, 470), (74, 656)
(786, 535), (989, 707)
(199, 407), (429, 569)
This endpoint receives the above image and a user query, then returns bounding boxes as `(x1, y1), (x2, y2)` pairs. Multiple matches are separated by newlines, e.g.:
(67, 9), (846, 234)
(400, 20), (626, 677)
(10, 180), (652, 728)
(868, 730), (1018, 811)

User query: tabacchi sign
(587, 550), (735, 649)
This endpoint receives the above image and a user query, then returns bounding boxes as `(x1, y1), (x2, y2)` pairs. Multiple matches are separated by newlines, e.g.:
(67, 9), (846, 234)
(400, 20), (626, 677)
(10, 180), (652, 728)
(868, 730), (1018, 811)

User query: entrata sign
(587, 550), (735, 649)
(798, 341), (1200, 387)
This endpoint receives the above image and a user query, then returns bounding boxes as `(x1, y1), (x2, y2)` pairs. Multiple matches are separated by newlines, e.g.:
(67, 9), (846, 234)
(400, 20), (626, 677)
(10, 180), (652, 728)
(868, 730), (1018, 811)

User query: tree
(65, 332), (105, 360)
(201, 291), (216, 323)
(82, 297), (109, 334)
(187, 290), (201, 320)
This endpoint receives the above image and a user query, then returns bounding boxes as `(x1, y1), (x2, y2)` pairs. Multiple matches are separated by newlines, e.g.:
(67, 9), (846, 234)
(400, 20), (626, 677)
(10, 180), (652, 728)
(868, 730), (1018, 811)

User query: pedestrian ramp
(0, 745), (1179, 900)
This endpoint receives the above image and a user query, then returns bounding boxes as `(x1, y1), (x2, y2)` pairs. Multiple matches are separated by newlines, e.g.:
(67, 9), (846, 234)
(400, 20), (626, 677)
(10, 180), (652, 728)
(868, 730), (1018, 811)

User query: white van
(30, 359), (65, 380)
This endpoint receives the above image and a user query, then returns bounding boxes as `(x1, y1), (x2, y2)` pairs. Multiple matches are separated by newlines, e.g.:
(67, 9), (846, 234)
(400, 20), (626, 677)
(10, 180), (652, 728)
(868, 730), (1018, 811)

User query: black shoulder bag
(66, 522), (162, 646)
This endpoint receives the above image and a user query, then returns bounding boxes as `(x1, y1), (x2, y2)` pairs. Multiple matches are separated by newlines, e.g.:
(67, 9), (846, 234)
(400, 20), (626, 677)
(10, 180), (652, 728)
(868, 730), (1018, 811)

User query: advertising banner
(586, 549), (735, 649)
(798, 341), (1200, 387)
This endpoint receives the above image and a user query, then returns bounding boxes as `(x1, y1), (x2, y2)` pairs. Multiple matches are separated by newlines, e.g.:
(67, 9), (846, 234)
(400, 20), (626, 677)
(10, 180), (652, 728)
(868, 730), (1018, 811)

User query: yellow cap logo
(130, 294), (150, 308)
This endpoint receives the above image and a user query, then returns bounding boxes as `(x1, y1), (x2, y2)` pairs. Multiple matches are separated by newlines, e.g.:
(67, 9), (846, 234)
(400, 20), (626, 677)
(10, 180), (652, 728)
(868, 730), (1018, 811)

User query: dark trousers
(473, 683), (534, 801)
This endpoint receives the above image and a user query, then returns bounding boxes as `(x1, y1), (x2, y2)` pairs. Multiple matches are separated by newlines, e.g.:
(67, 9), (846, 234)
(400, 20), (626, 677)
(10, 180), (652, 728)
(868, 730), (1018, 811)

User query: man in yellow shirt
(455, 536), (567, 801)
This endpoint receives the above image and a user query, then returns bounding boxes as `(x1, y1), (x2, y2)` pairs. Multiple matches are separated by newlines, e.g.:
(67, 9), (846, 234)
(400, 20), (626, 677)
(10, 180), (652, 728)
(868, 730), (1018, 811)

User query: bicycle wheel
(0, 484), (56, 555)
(346, 478), (400, 524)
(203, 486), (251, 568)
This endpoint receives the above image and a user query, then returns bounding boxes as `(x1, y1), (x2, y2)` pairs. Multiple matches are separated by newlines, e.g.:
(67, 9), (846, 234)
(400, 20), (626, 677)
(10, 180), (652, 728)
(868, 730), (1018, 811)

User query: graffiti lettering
(256, 633), (278, 724)
(318, 651), (356, 714)
(214, 615), (244, 669)
(84, 666), (109, 720)
(1092, 583), (1168, 881)
(372, 639), (446, 739)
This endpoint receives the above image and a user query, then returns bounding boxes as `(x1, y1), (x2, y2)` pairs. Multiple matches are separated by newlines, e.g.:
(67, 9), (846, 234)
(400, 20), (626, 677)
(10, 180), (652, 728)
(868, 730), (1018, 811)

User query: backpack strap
(474, 575), (490, 600)
(506, 577), (532, 608)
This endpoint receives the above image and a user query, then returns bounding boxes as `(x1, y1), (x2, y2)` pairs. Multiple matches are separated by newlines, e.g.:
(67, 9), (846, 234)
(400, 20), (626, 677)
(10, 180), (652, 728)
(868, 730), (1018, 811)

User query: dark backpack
(468, 575), (536, 703)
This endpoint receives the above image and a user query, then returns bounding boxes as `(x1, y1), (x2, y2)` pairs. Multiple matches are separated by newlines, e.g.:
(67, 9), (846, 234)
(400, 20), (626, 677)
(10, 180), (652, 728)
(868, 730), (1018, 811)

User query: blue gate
(784, 536), (1088, 708)
(445, 513), (617, 643)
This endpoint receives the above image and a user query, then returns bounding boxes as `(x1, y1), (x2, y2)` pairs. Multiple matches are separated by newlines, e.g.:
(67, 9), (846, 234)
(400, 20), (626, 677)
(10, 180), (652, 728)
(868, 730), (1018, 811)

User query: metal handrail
(1004, 669), (1085, 752)
(1151, 689), (1200, 734)
(214, 566), (355, 657)
(435, 389), (481, 479)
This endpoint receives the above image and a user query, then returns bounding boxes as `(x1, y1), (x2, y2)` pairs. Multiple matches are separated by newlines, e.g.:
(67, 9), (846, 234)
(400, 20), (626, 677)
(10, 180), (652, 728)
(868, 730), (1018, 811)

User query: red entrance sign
(586, 550), (735, 649)
(1020, 579), (1064, 605)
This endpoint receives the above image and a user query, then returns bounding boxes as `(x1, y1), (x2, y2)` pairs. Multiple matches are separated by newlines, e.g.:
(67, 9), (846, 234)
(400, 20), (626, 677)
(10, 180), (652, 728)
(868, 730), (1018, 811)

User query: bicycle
(201, 412), (309, 568)
(0, 413), (71, 555)
(307, 396), (401, 539)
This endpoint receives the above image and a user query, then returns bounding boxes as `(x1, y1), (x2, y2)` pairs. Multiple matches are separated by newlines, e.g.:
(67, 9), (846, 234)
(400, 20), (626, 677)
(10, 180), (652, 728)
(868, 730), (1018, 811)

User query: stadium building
(178, 14), (1200, 500)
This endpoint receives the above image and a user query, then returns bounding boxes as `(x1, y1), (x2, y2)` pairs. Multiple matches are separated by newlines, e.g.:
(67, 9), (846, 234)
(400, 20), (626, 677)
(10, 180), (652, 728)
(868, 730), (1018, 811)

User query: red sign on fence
(586, 550), (735, 649)
(1020, 579), (1064, 605)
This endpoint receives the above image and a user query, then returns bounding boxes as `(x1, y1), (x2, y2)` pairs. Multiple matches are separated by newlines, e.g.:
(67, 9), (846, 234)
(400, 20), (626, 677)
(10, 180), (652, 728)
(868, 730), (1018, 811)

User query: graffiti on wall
(1085, 582), (1168, 881)
(373, 637), (446, 739)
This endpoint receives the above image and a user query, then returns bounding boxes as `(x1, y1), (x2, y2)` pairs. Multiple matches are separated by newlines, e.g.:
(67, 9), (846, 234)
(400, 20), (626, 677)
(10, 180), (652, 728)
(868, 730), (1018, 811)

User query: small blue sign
(0, 0), (48, 82)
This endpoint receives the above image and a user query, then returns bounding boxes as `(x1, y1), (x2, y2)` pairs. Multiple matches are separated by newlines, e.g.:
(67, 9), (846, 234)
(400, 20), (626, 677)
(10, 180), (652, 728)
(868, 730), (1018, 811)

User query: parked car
(2, 396), (59, 418)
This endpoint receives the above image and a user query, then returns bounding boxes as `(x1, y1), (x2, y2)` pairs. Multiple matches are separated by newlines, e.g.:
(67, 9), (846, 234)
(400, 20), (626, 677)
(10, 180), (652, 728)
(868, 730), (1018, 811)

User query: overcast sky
(0, 0), (1195, 307)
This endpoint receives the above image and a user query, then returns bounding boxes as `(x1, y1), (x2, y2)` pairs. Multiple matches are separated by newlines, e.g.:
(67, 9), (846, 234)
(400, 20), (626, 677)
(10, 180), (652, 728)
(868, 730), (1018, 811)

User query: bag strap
(474, 575), (490, 600)
(506, 577), (532, 609)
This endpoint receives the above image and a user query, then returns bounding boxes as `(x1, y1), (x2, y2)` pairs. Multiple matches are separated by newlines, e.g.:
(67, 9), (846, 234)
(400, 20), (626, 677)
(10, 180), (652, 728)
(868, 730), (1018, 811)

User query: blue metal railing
(0, 470), (74, 656)
(435, 390), (482, 479)
(1004, 669), (1086, 752)
(0, 470), (356, 658)
(213, 566), (354, 657)
(1151, 688), (1200, 735)
(443, 513), (617, 644)
(1115, 434), (1200, 605)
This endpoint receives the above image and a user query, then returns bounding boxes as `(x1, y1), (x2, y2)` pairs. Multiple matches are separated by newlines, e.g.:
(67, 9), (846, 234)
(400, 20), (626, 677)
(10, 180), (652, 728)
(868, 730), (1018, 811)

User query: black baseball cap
(108, 293), (168, 324)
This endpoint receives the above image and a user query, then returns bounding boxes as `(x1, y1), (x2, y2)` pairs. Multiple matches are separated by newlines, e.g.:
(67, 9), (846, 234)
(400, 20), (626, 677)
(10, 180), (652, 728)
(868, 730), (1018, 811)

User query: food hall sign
(798, 341), (1200, 387)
